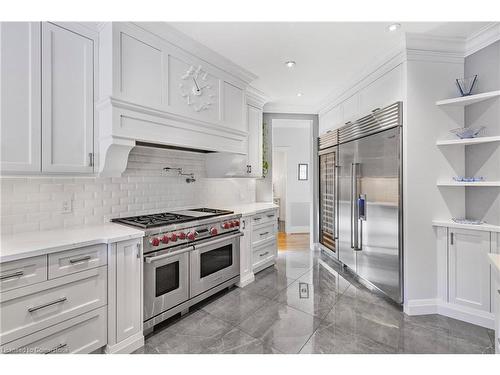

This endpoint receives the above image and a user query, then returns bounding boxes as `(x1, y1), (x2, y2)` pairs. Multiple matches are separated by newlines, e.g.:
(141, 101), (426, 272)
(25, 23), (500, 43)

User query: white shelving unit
(437, 181), (500, 187)
(435, 89), (500, 227)
(436, 135), (500, 146)
(436, 90), (500, 107)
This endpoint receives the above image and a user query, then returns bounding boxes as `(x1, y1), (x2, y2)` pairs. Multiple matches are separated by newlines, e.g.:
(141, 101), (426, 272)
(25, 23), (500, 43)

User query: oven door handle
(144, 245), (194, 263)
(194, 232), (243, 250)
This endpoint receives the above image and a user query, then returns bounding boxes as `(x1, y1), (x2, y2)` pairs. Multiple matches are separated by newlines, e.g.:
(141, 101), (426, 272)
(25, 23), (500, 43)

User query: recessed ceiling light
(387, 23), (401, 32)
(297, 92), (303, 97)
(285, 61), (296, 68)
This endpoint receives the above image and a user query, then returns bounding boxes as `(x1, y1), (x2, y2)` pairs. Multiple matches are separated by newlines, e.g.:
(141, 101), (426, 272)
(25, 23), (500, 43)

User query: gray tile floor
(135, 249), (496, 354)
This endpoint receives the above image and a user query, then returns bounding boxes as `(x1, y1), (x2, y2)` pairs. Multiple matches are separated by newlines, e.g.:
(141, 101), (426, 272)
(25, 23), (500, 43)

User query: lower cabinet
(0, 237), (144, 354)
(435, 226), (497, 329)
(494, 275), (500, 353)
(448, 229), (491, 312)
(106, 238), (143, 353)
(1, 307), (107, 354)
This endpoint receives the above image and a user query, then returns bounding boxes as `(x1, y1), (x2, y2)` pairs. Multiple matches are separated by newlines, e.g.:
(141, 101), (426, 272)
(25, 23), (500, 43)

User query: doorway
(272, 147), (288, 233)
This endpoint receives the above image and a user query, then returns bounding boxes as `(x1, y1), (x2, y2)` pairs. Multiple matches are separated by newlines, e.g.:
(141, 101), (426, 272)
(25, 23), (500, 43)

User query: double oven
(143, 231), (241, 327)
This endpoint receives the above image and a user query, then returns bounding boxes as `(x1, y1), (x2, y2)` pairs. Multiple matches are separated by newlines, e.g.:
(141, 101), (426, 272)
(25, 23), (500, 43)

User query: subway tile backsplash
(0, 146), (256, 235)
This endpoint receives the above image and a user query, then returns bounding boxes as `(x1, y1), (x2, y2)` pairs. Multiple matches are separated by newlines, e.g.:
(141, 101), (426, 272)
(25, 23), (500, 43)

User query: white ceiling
(169, 22), (492, 112)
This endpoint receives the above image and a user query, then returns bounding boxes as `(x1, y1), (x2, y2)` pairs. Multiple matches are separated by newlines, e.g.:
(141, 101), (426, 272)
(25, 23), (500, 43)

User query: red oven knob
(233, 220), (240, 227)
(160, 235), (169, 244)
(187, 231), (196, 241)
(170, 233), (178, 242)
(210, 227), (218, 236)
(150, 237), (160, 246)
(229, 221), (235, 228)
(178, 232), (186, 240)
(222, 222), (230, 229)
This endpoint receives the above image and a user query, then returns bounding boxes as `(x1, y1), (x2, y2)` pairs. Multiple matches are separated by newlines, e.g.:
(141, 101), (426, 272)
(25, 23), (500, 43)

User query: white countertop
(432, 220), (500, 233)
(488, 254), (500, 276)
(222, 202), (278, 216)
(0, 223), (144, 263)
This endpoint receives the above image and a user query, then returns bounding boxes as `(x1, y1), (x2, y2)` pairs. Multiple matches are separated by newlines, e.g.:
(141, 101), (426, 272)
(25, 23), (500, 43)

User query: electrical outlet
(61, 200), (73, 214)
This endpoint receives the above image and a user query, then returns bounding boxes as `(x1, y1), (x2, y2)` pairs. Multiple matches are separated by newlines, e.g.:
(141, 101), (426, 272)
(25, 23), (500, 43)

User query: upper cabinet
(246, 104), (263, 177)
(0, 22), (97, 175)
(41, 23), (96, 173)
(0, 22), (41, 172)
(319, 64), (403, 135)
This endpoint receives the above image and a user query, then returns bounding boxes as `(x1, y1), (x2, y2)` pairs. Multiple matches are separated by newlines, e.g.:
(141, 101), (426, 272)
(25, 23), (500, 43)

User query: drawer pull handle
(259, 251), (270, 257)
(44, 343), (67, 354)
(0, 270), (24, 280)
(260, 232), (269, 236)
(69, 255), (92, 264)
(28, 297), (67, 313)
(267, 215), (275, 218)
(498, 289), (500, 295)
(254, 217), (262, 221)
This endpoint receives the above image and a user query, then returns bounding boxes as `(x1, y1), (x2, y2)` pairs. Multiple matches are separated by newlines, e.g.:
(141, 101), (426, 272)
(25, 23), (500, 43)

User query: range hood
(96, 97), (247, 177)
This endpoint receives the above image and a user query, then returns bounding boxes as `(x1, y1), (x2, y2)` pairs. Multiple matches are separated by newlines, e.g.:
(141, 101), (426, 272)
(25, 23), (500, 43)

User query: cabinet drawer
(48, 244), (107, 279)
(1, 255), (47, 292)
(1, 306), (107, 354)
(252, 240), (277, 269)
(0, 266), (107, 344)
(251, 210), (277, 227)
(252, 223), (277, 247)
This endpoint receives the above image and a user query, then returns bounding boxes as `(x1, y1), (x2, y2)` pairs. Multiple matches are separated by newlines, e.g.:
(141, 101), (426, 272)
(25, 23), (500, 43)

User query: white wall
(465, 40), (500, 226)
(404, 55), (465, 306)
(272, 119), (312, 233)
(0, 146), (256, 235)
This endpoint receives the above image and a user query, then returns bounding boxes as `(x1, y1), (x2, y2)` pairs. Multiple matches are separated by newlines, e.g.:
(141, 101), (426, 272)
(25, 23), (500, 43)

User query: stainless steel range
(112, 208), (242, 333)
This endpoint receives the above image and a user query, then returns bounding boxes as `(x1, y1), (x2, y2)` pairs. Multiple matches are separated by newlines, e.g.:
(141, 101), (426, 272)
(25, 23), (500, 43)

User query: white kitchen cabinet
(341, 93), (360, 124)
(0, 22), (41, 173)
(359, 64), (403, 116)
(246, 104), (263, 177)
(237, 216), (254, 287)
(224, 82), (245, 132)
(41, 22), (95, 173)
(319, 104), (342, 135)
(448, 228), (491, 312)
(106, 238), (143, 353)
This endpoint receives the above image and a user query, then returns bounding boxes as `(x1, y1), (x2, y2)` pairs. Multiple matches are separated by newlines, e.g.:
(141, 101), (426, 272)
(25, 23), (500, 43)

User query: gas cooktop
(111, 208), (234, 229)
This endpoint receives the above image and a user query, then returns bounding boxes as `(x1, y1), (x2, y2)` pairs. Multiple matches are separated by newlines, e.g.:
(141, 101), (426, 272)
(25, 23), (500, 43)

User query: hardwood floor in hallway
(278, 232), (310, 251)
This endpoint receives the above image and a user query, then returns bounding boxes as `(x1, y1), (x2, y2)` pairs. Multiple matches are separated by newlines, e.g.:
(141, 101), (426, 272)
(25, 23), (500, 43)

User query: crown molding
(133, 22), (257, 85)
(465, 22), (500, 57)
(316, 46), (405, 115)
(245, 85), (270, 109)
(264, 102), (318, 114)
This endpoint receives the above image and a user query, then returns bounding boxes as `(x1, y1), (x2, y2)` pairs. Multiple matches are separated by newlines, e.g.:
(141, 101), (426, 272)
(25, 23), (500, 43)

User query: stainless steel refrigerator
(319, 102), (403, 304)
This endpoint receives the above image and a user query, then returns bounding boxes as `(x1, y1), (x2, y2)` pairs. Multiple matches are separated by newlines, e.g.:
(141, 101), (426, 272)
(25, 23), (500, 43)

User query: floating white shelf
(437, 181), (500, 187)
(433, 220), (500, 233)
(436, 136), (500, 146)
(436, 90), (500, 107)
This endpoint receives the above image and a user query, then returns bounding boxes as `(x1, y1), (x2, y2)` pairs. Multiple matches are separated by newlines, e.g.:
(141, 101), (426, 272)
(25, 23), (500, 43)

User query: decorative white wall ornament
(179, 65), (215, 112)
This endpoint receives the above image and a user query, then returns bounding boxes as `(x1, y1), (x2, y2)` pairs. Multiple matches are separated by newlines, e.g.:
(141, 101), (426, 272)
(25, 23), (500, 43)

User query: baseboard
(437, 302), (495, 329)
(404, 298), (440, 315)
(404, 299), (494, 329)
(104, 331), (144, 354)
(237, 272), (255, 287)
(286, 226), (309, 234)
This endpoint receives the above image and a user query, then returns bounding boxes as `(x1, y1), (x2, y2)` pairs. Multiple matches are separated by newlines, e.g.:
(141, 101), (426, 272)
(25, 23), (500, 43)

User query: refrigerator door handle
(334, 164), (340, 240)
(351, 163), (360, 250)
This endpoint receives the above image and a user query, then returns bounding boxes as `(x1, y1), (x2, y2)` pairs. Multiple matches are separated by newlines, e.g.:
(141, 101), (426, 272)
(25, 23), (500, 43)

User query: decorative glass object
(453, 176), (485, 182)
(456, 75), (477, 96)
(449, 126), (485, 139)
(452, 218), (484, 225)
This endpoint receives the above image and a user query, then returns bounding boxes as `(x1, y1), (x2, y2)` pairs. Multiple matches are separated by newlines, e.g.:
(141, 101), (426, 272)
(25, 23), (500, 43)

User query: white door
(246, 104), (263, 177)
(41, 23), (94, 173)
(448, 229), (491, 312)
(115, 239), (142, 343)
(0, 22), (41, 172)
